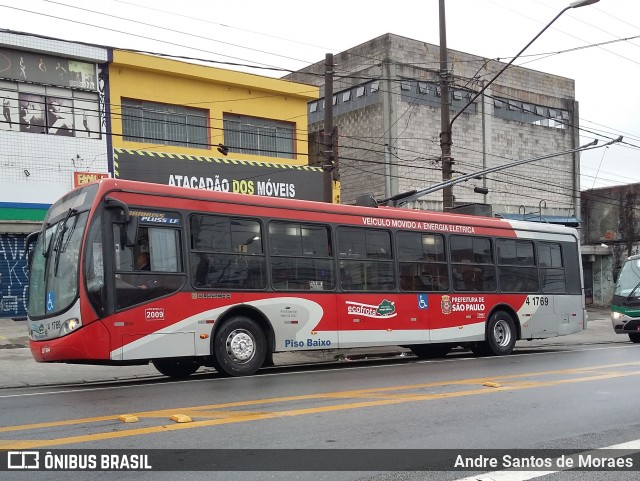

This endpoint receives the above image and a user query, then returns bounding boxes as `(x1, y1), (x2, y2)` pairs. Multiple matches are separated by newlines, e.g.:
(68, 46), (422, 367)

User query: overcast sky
(2, 0), (638, 191)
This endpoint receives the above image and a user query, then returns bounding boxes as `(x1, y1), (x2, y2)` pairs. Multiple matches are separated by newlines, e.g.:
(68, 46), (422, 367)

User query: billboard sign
(73, 172), (110, 188)
(113, 149), (324, 202)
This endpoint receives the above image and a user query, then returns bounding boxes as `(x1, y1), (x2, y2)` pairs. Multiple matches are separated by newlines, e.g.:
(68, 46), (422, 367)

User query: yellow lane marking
(2, 362), (639, 434)
(2, 362), (640, 449)
(0, 415), (121, 433)
(3, 361), (638, 436)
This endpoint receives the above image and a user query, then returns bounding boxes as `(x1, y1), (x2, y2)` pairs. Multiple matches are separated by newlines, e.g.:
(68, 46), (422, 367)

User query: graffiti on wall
(0, 234), (28, 318)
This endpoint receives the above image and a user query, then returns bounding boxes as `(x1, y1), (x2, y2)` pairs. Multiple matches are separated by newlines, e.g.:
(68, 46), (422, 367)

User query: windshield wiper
(61, 214), (79, 253)
(627, 280), (640, 300)
(53, 209), (76, 276)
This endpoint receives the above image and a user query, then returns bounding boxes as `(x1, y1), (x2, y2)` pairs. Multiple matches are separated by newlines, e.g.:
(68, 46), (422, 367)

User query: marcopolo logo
(346, 300), (397, 319)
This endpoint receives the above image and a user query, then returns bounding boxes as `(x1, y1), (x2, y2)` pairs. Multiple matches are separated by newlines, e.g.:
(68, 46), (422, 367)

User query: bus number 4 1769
(526, 296), (549, 306)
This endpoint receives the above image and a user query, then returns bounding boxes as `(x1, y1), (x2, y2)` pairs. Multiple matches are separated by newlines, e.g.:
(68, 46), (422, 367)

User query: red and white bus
(26, 178), (586, 377)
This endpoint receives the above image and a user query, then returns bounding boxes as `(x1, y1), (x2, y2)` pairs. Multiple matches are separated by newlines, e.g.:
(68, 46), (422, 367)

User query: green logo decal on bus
(376, 300), (396, 317)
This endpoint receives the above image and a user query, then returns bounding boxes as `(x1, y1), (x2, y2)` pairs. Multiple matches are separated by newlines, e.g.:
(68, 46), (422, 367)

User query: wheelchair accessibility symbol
(46, 292), (55, 312)
(418, 294), (429, 309)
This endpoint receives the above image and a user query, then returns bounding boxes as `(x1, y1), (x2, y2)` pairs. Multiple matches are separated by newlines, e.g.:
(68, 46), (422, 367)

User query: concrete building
(0, 31), (108, 318)
(286, 33), (580, 223)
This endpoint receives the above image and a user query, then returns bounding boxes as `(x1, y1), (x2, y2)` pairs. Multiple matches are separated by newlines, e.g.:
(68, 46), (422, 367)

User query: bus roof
(89, 178), (577, 236)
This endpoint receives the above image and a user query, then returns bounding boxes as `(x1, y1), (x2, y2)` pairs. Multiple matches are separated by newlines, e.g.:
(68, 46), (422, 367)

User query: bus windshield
(614, 258), (640, 299)
(28, 210), (90, 318)
(28, 183), (98, 319)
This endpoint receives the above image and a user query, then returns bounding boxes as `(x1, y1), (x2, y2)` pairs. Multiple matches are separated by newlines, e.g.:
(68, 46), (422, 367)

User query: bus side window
(115, 224), (184, 310)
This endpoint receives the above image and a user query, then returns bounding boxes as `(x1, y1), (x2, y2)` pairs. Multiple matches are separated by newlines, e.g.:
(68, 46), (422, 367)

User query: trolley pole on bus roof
(438, 0), (600, 211)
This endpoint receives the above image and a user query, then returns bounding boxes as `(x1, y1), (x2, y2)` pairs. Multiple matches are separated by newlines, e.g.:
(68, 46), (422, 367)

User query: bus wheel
(485, 311), (517, 355)
(212, 316), (266, 377)
(152, 358), (201, 379)
(629, 333), (640, 343)
(410, 344), (451, 359)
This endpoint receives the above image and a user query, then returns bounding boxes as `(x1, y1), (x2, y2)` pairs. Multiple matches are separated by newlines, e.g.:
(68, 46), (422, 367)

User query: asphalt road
(1, 330), (640, 480)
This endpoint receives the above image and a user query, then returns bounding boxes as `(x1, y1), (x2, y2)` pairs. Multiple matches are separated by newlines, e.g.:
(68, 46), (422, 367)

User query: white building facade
(0, 31), (108, 317)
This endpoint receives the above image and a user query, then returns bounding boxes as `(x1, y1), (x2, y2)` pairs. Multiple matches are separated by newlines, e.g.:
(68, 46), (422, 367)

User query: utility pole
(323, 53), (335, 203)
(439, 0), (454, 210)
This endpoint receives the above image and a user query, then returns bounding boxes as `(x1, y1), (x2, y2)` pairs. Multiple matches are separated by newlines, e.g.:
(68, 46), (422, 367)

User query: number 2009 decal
(145, 308), (165, 320)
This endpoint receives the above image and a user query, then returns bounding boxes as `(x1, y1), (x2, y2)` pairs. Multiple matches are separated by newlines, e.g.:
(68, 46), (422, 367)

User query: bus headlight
(611, 311), (631, 322)
(60, 317), (82, 336)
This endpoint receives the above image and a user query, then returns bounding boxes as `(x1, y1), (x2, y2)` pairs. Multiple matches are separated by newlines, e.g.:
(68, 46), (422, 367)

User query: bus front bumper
(29, 320), (111, 363)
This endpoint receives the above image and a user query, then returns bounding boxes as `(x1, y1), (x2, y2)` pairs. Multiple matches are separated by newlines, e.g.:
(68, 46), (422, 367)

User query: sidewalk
(0, 306), (621, 389)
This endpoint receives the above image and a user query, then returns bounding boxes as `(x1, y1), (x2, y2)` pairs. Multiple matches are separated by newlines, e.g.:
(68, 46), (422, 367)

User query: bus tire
(212, 316), (266, 377)
(485, 310), (517, 355)
(152, 358), (201, 379)
(410, 344), (451, 359)
(629, 333), (640, 343)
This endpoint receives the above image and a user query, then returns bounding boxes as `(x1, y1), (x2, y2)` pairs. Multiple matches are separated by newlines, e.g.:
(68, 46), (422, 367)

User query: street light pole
(439, 0), (600, 210)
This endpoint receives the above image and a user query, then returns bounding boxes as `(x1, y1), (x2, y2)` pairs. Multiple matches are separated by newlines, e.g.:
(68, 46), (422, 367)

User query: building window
(401, 80), (412, 91)
(0, 83), (100, 137)
(453, 90), (463, 100)
(355, 86), (365, 98)
(309, 102), (318, 113)
(370, 81), (379, 93)
(223, 113), (295, 159)
(342, 90), (351, 102)
(494, 96), (568, 130)
(122, 99), (208, 148)
(417, 82), (429, 94)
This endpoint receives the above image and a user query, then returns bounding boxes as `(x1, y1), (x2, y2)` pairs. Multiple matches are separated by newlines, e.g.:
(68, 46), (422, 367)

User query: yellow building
(107, 50), (326, 201)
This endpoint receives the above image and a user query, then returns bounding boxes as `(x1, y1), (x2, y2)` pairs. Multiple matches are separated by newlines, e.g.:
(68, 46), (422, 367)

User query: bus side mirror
(25, 231), (40, 269)
(104, 197), (138, 247)
(126, 216), (138, 248)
